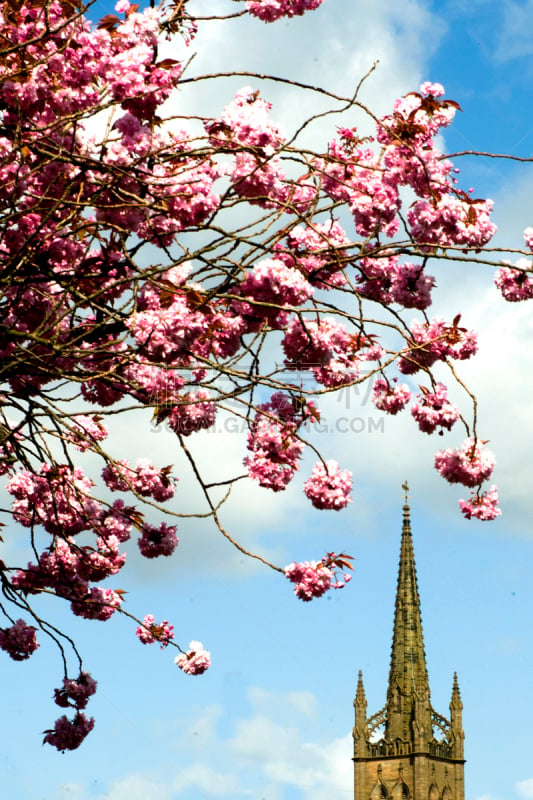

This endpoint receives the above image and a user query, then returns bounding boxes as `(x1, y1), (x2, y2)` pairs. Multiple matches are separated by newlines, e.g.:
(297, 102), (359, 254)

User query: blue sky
(2, 1), (533, 799)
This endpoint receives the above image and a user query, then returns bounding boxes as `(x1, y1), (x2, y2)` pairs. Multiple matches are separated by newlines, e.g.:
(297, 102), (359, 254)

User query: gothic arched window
(428, 784), (439, 800)
(441, 787), (453, 800)
(391, 781), (410, 799)
(370, 783), (388, 799)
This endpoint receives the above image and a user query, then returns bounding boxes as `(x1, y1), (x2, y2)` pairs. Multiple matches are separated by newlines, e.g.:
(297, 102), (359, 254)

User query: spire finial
(402, 481), (411, 533)
(355, 670), (367, 703)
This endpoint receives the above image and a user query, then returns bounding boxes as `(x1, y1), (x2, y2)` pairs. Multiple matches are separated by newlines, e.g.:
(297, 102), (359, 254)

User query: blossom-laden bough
(0, 0), (525, 750)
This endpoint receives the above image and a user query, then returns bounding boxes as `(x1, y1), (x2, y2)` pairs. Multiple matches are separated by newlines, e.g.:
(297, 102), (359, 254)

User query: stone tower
(353, 484), (465, 800)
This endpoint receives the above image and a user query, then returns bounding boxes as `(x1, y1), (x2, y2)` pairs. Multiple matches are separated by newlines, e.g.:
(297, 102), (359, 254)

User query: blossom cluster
(372, 378), (412, 415)
(245, 392), (307, 491)
(494, 259), (533, 302)
(284, 552), (353, 601)
(459, 485), (501, 521)
(0, 619), (39, 661)
(303, 460), (352, 510)
(411, 384), (459, 434)
(44, 672), (97, 751)
(175, 641), (211, 674)
(398, 316), (478, 374)
(434, 438), (496, 488)
(136, 615), (175, 647)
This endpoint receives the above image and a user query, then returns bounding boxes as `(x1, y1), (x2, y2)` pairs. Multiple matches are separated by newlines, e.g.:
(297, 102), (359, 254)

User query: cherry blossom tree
(0, 0), (528, 750)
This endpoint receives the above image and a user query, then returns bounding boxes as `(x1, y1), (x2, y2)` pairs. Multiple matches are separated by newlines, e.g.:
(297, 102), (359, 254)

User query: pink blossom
(137, 522), (179, 558)
(136, 614), (174, 647)
(207, 87), (285, 150)
(54, 672), (97, 710)
(357, 255), (435, 310)
(245, 392), (308, 491)
(434, 437), (496, 487)
(303, 460), (352, 510)
(70, 587), (123, 621)
(0, 619), (39, 661)
(410, 383), (459, 434)
(284, 551), (353, 601)
(167, 390), (217, 436)
(524, 226), (533, 251)
(43, 712), (95, 752)
(459, 485), (501, 521)
(283, 219), (349, 289)
(419, 81), (445, 97)
(246, 0), (323, 22)
(398, 317), (478, 374)
(372, 378), (412, 415)
(237, 258), (314, 313)
(319, 138), (400, 238)
(76, 535), (127, 582)
(175, 641), (211, 675)
(102, 459), (176, 501)
(378, 84), (457, 146)
(494, 260), (533, 301)
(282, 316), (361, 387)
(95, 500), (134, 542)
(7, 464), (99, 536)
(230, 151), (289, 207)
(69, 415), (109, 452)
(408, 195), (497, 251)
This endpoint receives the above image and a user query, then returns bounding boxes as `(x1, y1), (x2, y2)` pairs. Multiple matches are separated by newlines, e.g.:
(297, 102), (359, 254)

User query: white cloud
(171, 764), (241, 795)
(228, 689), (353, 798)
(494, 0), (533, 61)
(50, 786), (87, 800)
(102, 774), (174, 800)
(247, 685), (319, 722)
(162, 0), (446, 140)
(516, 778), (533, 799)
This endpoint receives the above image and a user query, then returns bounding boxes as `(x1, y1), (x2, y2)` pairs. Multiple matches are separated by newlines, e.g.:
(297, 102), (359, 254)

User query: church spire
(353, 488), (466, 800)
(385, 482), (432, 743)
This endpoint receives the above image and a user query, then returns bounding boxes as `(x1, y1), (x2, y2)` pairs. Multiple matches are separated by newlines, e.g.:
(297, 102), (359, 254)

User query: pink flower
(102, 459), (176, 501)
(284, 552), (353, 601)
(54, 672), (97, 710)
(408, 195), (496, 251)
(70, 415), (109, 452)
(244, 392), (308, 491)
(303, 460), (352, 510)
(0, 619), (39, 661)
(372, 377), (411, 414)
(494, 260), (533, 302)
(237, 258), (314, 312)
(43, 712), (95, 752)
(175, 641), (211, 675)
(459, 485), (501, 521)
(246, 0), (323, 22)
(167, 390), (216, 436)
(70, 587), (123, 621)
(434, 437), (495, 487)
(410, 383), (459, 434)
(136, 614), (174, 647)
(357, 255), (435, 310)
(137, 522), (178, 558)
(398, 316), (478, 374)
